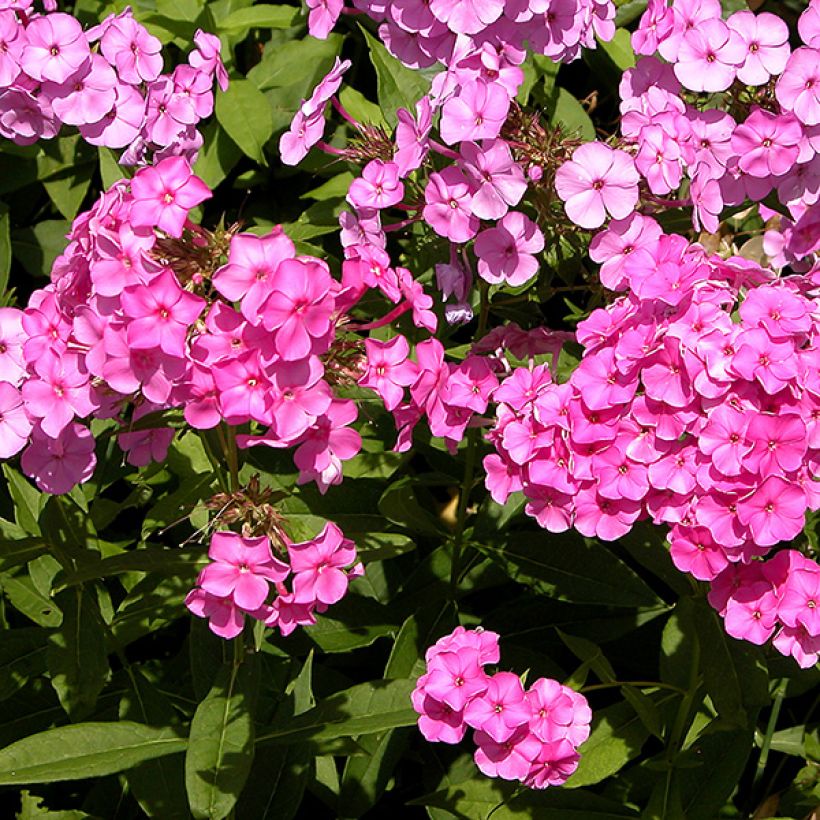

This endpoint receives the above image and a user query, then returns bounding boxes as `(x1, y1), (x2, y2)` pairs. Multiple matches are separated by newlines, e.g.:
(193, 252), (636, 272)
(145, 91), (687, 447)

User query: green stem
(450, 428), (479, 597)
(755, 678), (787, 787)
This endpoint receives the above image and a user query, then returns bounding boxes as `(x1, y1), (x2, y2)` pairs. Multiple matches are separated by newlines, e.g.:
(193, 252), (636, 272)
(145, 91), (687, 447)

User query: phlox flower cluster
(283, 0), (622, 321)
(555, 0), (820, 268)
(485, 227), (820, 665)
(0, 4), (227, 164)
(412, 626), (591, 789)
(308, 0), (615, 70)
(185, 525), (362, 639)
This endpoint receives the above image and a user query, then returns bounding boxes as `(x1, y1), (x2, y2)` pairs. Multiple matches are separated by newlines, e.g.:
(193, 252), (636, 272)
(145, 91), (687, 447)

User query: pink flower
(723, 581), (779, 645)
(731, 109), (802, 178)
(776, 48), (820, 127)
(424, 647), (489, 713)
(129, 157), (211, 238)
(737, 476), (807, 547)
(307, 0), (343, 39)
(288, 521), (358, 606)
(474, 211), (544, 286)
(198, 532), (289, 611)
(79, 83), (145, 149)
(464, 672), (532, 743)
(439, 79), (510, 145)
(189, 30), (228, 92)
(347, 160), (404, 211)
(674, 19), (745, 93)
(474, 725), (540, 782)
(100, 13), (163, 85)
(459, 139), (526, 220)
(185, 589), (245, 639)
(429, 0), (504, 36)
(20, 13), (90, 84)
(0, 382), (31, 458)
(21, 421), (96, 495)
(360, 336), (417, 411)
(423, 168), (479, 243)
(279, 108), (326, 166)
(555, 143), (640, 229)
(727, 10), (790, 86)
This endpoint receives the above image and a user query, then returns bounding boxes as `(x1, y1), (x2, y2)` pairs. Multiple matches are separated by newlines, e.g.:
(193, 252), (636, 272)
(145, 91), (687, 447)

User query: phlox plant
(0, 1), (818, 819)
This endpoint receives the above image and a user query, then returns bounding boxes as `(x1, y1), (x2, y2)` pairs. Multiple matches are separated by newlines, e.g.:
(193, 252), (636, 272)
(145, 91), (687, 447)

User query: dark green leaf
(0, 628), (48, 702)
(219, 4), (298, 31)
(47, 587), (110, 720)
(185, 656), (258, 820)
(0, 721), (186, 784)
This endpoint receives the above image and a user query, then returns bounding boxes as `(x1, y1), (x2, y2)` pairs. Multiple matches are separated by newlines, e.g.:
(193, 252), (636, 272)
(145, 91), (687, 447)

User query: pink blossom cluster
(709, 549), (820, 668)
(484, 227), (820, 663)
(2, 153), (444, 496)
(411, 626), (591, 788)
(0, 4), (227, 164)
(309, 0), (615, 70)
(185, 524), (362, 639)
(555, 0), (820, 268)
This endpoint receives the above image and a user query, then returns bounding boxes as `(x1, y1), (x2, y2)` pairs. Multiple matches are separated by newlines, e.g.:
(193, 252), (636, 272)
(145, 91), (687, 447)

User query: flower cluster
(484, 228), (820, 663)
(411, 626), (591, 789)
(555, 0), (820, 266)
(186, 524), (362, 639)
(709, 549), (820, 668)
(0, 3), (226, 164)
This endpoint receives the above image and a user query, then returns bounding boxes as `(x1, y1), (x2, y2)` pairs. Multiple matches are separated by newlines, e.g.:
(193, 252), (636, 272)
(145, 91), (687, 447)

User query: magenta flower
(307, 0), (343, 39)
(347, 160), (404, 211)
(20, 13), (91, 84)
(360, 336), (417, 411)
(412, 681), (467, 744)
(674, 19), (746, 93)
(144, 77), (197, 146)
(279, 109), (326, 166)
(185, 589), (245, 639)
(0, 382), (31, 459)
(288, 521), (358, 606)
(778, 569), (820, 635)
(727, 10), (790, 86)
(459, 139), (526, 220)
(198, 532), (289, 612)
(79, 83), (146, 149)
(100, 13), (163, 85)
(423, 168), (479, 243)
(737, 476), (806, 547)
(474, 211), (544, 286)
(394, 97), (432, 176)
(474, 725), (540, 782)
(731, 109), (802, 178)
(21, 421), (96, 495)
(129, 157), (211, 238)
(262, 258), (335, 360)
(464, 672), (532, 743)
(189, 30), (229, 92)
(776, 47), (820, 127)
(555, 143), (639, 229)
(121, 270), (205, 356)
(424, 647), (488, 712)
(429, 0), (504, 35)
(45, 54), (117, 127)
(439, 79), (510, 146)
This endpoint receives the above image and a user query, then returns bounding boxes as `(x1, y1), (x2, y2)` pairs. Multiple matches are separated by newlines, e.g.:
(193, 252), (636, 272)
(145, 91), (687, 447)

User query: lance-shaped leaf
(185, 654), (259, 820)
(0, 721), (186, 784)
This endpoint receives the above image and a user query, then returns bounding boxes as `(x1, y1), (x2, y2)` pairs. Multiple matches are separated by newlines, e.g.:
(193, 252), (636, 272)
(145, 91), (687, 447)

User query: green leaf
(12, 220), (71, 279)
(600, 28), (636, 71)
(0, 628), (48, 702)
(46, 587), (110, 720)
(565, 700), (653, 788)
(98, 147), (128, 189)
(141, 473), (215, 538)
(215, 78), (274, 166)
(338, 86), (388, 130)
(185, 656), (258, 820)
(258, 678), (417, 745)
(36, 136), (95, 219)
(550, 87), (595, 140)
(0, 536), (47, 573)
(0, 573), (62, 628)
(3, 464), (42, 535)
(193, 120), (243, 190)
(306, 595), (399, 653)
(0, 721), (186, 784)
(0, 202), (10, 299)
(218, 4), (298, 31)
(120, 670), (188, 820)
(360, 26), (431, 126)
(378, 478), (446, 537)
(476, 531), (662, 608)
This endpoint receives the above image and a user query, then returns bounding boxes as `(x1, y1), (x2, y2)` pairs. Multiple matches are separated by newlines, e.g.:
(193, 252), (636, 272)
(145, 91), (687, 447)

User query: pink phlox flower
(360, 335), (418, 411)
(189, 29), (229, 92)
(459, 139), (527, 221)
(723, 580), (779, 645)
(573, 347), (638, 411)
(442, 355), (498, 414)
(589, 213), (663, 292)
(428, 0), (504, 35)
(79, 82), (146, 148)
(668, 524), (729, 581)
(555, 142), (640, 230)
(632, 0), (674, 56)
(117, 402), (174, 467)
(483, 451), (523, 504)
(727, 10), (790, 86)
(698, 404), (753, 476)
(43, 53), (117, 127)
(739, 284), (812, 339)
(303, 57), (351, 117)
(635, 123), (684, 195)
(212, 351), (273, 426)
(474, 211), (544, 287)
(423, 646), (489, 712)
(573, 486), (642, 541)
(641, 336), (694, 408)
(129, 157), (211, 238)
(21, 421), (96, 495)
(0, 381), (31, 458)
(0, 307), (27, 386)
(198, 531), (289, 611)
(20, 12), (90, 84)
(744, 412), (806, 476)
(191, 301), (275, 366)
(439, 79), (510, 145)
(799, 0), (820, 48)
(121, 269), (205, 356)
(212, 229), (296, 320)
(185, 588), (245, 639)
(773, 624), (820, 668)
(347, 159), (404, 211)
(526, 678), (591, 746)
(737, 475), (807, 547)
(307, 0), (344, 39)
(268, 356), (333, 442)
(731, 108), (803, 179)
(0, 10), (23, 88)
(464, 671), (531, 743)
(288, 521), (358, 606)
(100, 12), (163, 85)
(730, 327), (797, 395)
(778, 566), (820, 635)
(412, 677), (467, 744)
(172, 64), (214, 119)
(423, 167), (479, 243)
(495, 364), (553, 414)
(394, 96), (432, 176)
(425, 625), (500, 667)
(473, 725), (540, 782)
(180, 363), (221, 430)
(279, 108), (326, 166)
(596, 442), (650, 502)
(674, 18), (746, 93)
(399, 267), (438, 333)
(657, 0), (723, 62)
(144, 76), (198, 147)
(776, 48), (820, 127)
(262, 257), (335, 359)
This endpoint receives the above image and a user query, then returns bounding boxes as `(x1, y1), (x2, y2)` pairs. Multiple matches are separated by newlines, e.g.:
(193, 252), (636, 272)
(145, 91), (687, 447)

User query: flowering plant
(0, 0), (818, 818)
